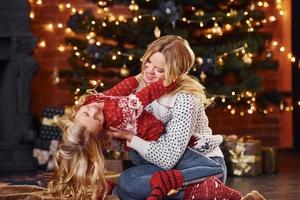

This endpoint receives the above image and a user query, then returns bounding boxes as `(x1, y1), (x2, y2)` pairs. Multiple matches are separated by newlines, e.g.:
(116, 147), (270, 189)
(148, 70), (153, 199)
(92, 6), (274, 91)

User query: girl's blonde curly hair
(48, 95), (110, 200)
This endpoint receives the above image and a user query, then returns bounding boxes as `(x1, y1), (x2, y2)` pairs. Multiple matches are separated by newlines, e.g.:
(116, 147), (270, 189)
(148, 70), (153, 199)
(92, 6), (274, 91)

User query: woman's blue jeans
(113, 147), (227, 200)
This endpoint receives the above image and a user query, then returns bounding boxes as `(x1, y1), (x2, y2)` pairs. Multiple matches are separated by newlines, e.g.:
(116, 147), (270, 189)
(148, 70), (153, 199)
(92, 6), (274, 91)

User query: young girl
(109, 35), (265, 200)
(47, 75), (178, 199)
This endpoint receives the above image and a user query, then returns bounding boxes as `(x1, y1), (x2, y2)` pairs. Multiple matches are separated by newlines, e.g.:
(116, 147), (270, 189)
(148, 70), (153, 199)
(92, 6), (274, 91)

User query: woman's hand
(108, 127), (133, 142)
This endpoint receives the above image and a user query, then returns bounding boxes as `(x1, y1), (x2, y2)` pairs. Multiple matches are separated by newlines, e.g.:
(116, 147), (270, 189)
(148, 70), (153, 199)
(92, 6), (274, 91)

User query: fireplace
(0, 0), (37, 171)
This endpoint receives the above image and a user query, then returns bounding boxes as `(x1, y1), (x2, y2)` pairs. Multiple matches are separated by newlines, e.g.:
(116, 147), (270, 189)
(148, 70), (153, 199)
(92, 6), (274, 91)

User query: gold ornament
(120, 64), (130, 77)
(211, 23), (223, 36)
(129, 2), (139, 11)
(243, 53), (253, 65)
(217, 57), (224, 66)
(154, 26), (161, 38)
(200, 71), (207, 82)
(196, 57), (204, 65)
(230, 9), (238, 17)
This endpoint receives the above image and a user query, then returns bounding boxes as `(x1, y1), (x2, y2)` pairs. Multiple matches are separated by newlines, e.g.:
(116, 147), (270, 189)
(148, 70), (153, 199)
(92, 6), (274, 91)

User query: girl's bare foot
(104, 195), (120, 200)
(242, 190), (266, 200)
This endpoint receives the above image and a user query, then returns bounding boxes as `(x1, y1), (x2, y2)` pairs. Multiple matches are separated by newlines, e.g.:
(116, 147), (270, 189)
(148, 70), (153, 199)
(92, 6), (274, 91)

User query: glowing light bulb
(46, 23), (54, 31)
(58, 3), (65, 11)
(272, 41), (278, 46)
(30, 11), (35, 19)
(57, 23), (63, 28)
(291, 57), (296, 62)
(65, 28), (72, 34)
(263, 2), (269, 7)
(38, 40), (46, 48)
(230, 109), (236, 115)
(58, 45), (65, 52)
(269, 16), (276, 22)
(279, 10), (284, 16)
(66, 3), (71, 8)
(280, 47), (285, 52)
(225, 24), (232, 31)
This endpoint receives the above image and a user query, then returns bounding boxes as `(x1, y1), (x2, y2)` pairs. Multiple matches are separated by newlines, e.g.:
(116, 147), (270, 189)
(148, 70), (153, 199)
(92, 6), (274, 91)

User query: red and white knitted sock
(147, 170), (184, 200)
(184, 176), (242, 200)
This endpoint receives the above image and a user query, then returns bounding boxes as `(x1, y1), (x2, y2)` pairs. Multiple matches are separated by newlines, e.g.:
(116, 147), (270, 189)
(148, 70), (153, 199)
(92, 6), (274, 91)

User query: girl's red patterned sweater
(84, 76), (176, 141)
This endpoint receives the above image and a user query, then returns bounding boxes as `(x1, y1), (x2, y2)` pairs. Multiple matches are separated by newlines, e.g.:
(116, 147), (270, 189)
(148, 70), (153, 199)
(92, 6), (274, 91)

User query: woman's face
(143, 52), (166, 83)
(74, 102), (105, 135)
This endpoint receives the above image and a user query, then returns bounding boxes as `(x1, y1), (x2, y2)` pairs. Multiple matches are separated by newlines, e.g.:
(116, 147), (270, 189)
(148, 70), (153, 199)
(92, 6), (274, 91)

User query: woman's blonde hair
(48, 95), (109, 200)
(141, 35), (211, 107)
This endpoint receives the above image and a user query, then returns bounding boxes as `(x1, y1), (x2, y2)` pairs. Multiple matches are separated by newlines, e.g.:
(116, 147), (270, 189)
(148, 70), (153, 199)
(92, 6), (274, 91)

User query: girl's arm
(103, 75), (141, 96)
(133, 80), (176, 108)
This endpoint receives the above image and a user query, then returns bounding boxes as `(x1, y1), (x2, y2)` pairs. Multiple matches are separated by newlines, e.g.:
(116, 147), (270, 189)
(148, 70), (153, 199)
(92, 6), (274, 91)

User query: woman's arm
(128, 93), (198, 170)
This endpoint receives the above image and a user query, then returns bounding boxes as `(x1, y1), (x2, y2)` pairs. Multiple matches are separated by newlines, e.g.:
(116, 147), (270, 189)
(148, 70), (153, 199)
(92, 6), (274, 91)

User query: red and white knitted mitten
(147, 170), (184, 200)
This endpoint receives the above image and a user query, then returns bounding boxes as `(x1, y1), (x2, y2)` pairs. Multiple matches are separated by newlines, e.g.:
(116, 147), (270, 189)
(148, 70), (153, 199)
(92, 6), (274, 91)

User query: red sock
(184, 176), (241, 200)
(106, 181), (116, 195)
(147, 170), (184, 200)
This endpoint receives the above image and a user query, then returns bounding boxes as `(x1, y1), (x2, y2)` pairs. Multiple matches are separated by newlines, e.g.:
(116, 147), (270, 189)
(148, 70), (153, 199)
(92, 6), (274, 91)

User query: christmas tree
(60, 0), (291, 114)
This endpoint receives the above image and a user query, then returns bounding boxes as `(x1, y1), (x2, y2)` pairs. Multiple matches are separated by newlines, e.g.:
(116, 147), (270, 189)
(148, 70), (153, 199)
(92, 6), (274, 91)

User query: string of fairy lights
(29, 0), (300, 115)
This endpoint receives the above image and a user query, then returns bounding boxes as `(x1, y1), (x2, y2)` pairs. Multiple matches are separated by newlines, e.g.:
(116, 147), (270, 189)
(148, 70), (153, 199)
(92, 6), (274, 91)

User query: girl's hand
(108, 127), (133, 142)
(135, 71), (148, 91)
(135, 71), (144, 83)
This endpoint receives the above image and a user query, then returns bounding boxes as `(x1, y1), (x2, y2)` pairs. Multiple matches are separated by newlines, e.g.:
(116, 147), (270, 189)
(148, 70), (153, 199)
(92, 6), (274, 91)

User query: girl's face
(74, 102), (105, 135)
(143, 52), (166, 83)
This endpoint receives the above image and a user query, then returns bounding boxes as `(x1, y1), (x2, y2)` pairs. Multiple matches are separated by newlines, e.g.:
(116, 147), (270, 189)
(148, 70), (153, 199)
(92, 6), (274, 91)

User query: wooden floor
(0, 150), (299, 199)
(227, 150), (300, 200)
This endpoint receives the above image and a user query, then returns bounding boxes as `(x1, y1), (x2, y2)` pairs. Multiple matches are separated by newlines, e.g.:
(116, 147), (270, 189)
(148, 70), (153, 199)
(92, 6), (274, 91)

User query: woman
(108, 35), (253, 200)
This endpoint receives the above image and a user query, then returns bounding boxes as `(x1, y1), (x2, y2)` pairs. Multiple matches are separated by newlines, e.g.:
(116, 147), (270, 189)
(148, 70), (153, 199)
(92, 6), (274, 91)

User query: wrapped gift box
(224, 136), (262, 176)
(262, 146), (278, 174)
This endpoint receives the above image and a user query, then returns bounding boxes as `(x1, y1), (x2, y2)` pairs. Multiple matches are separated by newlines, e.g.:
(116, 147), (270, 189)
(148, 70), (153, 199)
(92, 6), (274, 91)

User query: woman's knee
(117, 168), (139, 193)
(117, 164), (159, 194)
(211, 157), (227, 183)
